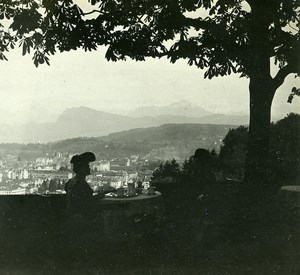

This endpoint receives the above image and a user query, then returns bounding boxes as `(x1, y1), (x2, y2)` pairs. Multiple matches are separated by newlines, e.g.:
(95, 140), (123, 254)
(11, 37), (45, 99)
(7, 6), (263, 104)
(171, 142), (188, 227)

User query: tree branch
(181, 16), (211, 30)
(81, 9), (103, 16)
(272, 65), (295, 90)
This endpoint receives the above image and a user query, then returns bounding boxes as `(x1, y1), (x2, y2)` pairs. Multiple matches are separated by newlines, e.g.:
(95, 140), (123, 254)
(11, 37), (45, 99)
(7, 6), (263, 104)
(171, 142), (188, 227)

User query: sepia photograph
(0, 0), (299, 274)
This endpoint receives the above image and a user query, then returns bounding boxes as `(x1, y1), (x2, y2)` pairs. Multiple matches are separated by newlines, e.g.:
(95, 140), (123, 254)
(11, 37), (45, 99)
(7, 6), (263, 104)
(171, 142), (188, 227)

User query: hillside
(103, 123), (231, 143)
(0, 123), (236, 160)
(100, 123), (234, 159)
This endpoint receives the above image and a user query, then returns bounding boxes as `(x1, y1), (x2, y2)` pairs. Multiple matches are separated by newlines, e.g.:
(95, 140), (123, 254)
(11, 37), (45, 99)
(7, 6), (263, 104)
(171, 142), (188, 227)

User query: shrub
(219, 113), (300, 185)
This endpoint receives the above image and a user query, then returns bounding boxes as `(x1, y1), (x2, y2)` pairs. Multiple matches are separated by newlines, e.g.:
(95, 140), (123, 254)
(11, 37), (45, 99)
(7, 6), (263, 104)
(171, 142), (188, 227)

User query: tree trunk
(244, 74), (275, 186)
(243, 4), (278, 186)
(237, 75), (277, 239)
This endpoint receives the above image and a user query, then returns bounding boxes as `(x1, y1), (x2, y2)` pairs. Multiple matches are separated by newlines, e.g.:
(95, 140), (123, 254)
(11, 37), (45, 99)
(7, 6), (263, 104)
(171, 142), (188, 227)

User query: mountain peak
(63, 106), (98, 113)
(170, 100), (194, 107)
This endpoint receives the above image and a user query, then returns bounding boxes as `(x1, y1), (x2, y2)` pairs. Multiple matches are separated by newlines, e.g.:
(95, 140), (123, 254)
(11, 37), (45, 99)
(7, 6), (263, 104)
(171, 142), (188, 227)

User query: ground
(0, 182), (299, 274)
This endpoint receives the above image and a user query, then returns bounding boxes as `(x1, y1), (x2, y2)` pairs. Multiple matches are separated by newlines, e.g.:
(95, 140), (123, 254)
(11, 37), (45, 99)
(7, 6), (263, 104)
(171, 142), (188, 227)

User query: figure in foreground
(63, 152), (99, 259)
(65, 152), (95, 216)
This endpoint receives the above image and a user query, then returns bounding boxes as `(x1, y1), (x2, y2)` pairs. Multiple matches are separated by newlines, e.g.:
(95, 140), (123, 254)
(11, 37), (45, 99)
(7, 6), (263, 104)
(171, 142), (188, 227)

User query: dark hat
(70, 152), (96, 164)
(193, 148), (209, 159)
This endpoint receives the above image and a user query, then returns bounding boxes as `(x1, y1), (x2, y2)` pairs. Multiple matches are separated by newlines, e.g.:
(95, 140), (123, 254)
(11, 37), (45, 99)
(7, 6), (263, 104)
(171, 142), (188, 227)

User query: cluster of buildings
(0, 152), (155, 195)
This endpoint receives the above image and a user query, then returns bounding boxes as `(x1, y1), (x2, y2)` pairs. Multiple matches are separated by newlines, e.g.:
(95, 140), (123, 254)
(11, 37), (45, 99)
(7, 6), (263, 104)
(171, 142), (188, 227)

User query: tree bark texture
(243, 7), (277, 185)
(245, 74), (275, 185)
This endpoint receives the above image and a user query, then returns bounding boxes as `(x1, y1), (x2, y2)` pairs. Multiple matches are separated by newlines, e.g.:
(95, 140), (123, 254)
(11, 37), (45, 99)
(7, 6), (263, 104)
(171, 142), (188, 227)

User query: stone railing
(0, 193), (163, 244)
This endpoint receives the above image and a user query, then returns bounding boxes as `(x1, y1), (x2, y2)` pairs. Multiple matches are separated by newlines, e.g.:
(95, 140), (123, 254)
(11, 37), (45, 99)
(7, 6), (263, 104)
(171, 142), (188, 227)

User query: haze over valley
(0, 101), (249, 143)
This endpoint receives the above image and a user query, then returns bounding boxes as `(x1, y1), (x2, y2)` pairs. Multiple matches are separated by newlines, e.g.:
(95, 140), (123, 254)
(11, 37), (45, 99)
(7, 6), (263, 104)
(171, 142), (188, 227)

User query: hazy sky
(0, 44), (299, 125)
(0, 0), (298, 125)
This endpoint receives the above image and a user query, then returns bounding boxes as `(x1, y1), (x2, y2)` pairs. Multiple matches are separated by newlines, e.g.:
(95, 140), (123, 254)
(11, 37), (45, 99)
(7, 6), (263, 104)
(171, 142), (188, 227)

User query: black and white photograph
(0, 0), (299, 274)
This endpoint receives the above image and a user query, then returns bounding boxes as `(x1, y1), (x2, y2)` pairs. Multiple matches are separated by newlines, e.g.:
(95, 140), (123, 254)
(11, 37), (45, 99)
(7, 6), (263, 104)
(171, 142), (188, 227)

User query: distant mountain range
(0, 101), (248, 143)
(126, 100), (213, 118)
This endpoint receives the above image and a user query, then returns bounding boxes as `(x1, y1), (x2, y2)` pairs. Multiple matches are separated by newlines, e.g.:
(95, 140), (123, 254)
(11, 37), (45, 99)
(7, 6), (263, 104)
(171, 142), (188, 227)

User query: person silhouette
(189, 148), (216, 243)
(189, 148), (216, 188)
(65, 152), (96, 216)
(62, 152), (97, 259)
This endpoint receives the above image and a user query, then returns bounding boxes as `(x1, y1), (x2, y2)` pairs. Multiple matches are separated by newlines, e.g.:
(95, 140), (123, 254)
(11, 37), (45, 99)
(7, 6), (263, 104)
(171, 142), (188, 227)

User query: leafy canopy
(0, 0), (299, 85)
